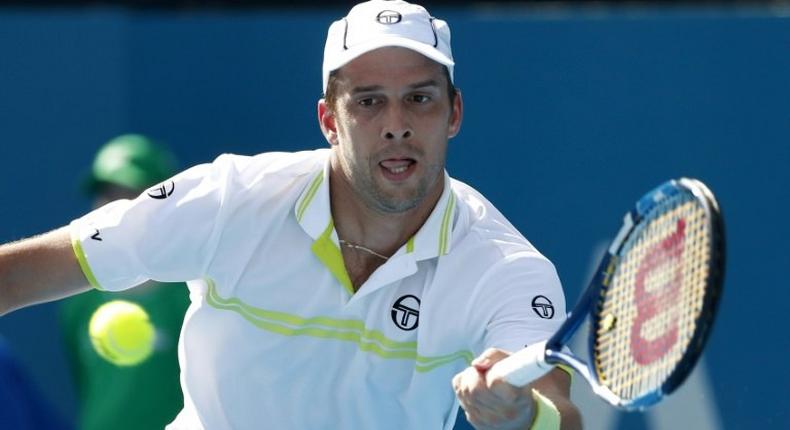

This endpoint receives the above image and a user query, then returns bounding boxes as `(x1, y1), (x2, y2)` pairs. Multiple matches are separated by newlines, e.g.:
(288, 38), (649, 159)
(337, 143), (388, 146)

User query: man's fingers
(454, 349), (559, 429)
(475, 349), (528, 403)
(454, 366), (500, 414)
(471, 347), (510, 372)
(454, 366), (486, 398)
(459, 348), (523, 407)
(454, 362), (526, 427)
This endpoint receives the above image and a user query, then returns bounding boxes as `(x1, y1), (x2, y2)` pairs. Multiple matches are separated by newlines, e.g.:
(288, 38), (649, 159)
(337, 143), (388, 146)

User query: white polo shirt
(70, 148), (566, 430)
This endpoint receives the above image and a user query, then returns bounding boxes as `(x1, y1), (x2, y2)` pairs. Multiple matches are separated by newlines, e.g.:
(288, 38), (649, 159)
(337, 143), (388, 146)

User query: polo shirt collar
(294, 159), (458, 261)
(407, 173), (457, 261)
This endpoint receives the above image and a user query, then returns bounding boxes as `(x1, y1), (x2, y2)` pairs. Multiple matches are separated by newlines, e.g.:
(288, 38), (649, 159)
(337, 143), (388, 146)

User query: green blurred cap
(83, 134), (178, 194)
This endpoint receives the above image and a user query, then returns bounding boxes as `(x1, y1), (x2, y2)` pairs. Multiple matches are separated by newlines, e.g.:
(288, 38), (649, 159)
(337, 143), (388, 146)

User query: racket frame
(541, 178), (725, 410)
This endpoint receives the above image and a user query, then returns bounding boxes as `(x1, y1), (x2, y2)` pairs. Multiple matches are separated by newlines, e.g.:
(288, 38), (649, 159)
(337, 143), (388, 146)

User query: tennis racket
(488, 177), (725, 410)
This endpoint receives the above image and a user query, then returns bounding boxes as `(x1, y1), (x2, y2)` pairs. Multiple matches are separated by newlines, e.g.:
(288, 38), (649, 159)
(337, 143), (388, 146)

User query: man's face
(320, 47), (462, 214)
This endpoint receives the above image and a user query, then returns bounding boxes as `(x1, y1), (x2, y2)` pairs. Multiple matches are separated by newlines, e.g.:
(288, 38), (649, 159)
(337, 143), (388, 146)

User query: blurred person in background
(59, 134), (190, 430)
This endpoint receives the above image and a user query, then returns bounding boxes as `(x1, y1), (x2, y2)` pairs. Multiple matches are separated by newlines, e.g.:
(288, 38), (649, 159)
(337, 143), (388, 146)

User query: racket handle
(487, 340), (552, 387)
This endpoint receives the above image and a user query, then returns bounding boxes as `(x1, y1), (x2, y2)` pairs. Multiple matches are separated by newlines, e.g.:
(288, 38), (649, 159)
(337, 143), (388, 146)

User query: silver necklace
(338, 239), (390, 261)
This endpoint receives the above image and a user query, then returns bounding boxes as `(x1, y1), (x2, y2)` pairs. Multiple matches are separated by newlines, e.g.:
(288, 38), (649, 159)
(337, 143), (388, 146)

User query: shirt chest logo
(391, 295), (420, 331)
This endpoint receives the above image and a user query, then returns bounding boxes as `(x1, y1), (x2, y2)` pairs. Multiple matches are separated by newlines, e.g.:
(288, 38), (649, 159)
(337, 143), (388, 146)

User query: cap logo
(376, 10), (402, 24)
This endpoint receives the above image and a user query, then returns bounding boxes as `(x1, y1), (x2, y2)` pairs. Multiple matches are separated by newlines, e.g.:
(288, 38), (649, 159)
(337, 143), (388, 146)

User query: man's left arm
(453, 348), (582, 430)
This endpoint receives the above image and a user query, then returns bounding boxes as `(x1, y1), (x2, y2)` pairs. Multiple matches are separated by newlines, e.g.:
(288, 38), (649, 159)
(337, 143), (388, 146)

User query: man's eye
(358, 98), (376, 107)
(411, 94), (431, 103)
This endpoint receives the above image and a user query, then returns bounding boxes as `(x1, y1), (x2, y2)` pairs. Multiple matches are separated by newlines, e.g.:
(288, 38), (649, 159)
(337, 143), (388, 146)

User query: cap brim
(325, 36), (454, 79)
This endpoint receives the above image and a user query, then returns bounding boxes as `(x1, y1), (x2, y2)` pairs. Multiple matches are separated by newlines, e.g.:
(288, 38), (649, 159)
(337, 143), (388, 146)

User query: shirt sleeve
(70, 156), (232, 292)
(475, 252), (567, 354)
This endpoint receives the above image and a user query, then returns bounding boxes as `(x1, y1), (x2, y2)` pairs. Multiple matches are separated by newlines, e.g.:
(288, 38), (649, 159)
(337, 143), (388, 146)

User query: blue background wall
(0, 4), (788, 429)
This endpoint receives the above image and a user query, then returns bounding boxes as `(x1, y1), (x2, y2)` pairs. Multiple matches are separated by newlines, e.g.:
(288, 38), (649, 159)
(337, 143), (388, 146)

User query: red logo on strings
(630, 218), (686, 365)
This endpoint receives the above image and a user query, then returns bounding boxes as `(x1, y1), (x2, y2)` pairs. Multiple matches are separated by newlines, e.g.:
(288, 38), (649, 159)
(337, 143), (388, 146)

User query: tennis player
(0, 1), (581, 429)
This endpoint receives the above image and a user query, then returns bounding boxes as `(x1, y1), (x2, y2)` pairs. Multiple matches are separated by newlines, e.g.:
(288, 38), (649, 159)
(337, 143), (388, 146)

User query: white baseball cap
(322, 0), (454, 93)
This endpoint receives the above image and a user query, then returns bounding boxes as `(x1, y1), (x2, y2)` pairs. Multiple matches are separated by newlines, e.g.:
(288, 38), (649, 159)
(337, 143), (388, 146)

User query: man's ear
(448, 89), (463, 139)
(318, 99), (339, 146)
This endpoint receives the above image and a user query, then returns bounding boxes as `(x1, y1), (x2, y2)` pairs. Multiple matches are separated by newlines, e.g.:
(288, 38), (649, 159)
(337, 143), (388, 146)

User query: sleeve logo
(147, 180), (175, 200)
(531, 295), (555, 319)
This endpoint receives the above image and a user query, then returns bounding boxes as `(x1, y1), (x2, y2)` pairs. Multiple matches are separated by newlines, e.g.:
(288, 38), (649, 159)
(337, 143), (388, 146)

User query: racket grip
(487, 340), (552, 387)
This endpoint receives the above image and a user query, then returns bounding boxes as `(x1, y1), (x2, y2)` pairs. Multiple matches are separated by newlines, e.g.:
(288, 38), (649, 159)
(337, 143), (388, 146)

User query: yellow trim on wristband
(529, 388), (561, 430)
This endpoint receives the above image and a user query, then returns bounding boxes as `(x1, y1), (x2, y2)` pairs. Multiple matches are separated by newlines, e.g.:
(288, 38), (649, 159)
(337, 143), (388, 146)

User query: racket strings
(593, 194), (711, 401)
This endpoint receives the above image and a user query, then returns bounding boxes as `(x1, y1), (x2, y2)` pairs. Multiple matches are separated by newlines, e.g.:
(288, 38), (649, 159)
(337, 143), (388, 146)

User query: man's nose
(381, 104), (413, 141)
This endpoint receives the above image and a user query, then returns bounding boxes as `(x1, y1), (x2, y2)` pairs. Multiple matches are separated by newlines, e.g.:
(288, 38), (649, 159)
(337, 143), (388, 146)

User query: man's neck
(328, 164), (443, 259)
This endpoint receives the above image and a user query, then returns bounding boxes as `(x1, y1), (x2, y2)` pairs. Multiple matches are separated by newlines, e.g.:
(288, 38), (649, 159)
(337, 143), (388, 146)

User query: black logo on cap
(391, 295), (420, 331)
(147, 180), (175, 200)
(377, 10), (402, 25)
(531, 295), (555, 319)
(91, 228), (102, 241)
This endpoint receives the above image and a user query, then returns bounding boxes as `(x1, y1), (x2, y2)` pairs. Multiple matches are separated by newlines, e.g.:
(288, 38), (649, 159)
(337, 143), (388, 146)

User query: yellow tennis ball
(89, 300), (155, 367)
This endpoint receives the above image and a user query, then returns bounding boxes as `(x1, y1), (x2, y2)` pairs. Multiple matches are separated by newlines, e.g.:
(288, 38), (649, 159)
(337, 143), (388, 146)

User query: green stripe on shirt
(205, 279), (472, 372)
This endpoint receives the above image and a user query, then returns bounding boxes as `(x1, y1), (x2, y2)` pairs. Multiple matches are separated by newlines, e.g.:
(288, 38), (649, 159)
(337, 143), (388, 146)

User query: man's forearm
(0, 226), (90, 315)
